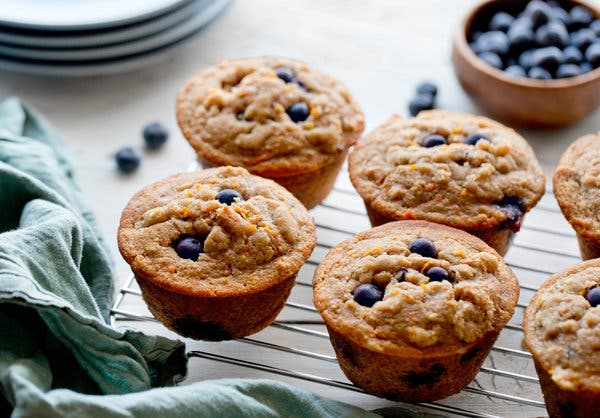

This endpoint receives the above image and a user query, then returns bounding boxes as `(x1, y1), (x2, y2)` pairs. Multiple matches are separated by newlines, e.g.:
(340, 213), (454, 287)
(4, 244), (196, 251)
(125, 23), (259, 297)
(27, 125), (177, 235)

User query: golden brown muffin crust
(118, 167), (316, 297)
(313, 220), (519, 356)
(349, 111), (545, 230)
(177, 57), (365, 177)
(524, 260), (600, 393)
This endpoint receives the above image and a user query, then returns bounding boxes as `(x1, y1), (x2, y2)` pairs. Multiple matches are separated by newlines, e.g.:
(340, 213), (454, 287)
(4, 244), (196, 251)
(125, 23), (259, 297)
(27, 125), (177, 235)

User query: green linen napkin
(0, 97), (378, 418)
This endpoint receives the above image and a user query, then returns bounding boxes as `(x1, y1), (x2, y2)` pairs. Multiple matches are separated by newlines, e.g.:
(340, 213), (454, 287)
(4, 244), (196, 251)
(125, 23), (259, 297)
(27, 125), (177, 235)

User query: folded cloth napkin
(0, 97), (378, 418)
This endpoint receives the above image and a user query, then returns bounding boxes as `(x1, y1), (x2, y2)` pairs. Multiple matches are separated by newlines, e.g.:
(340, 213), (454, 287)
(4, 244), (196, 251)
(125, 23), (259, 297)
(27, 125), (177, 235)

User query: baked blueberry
(143, 122), (169, 149)
(422, 134), (447, 148)
(531, 46), (563, 71)
(508, 24), (535, 51)
(216, 189), (243, 205)
(536, 21), (569, 47)
(497, 196), (525, 231)
(425, 266), (450, 283)
(409, 238), (437, 258)
(416, 81), (438, 98)
(293, 78), (307, 91)
(475, 31), (511, 56)
(556, 63), (581, 78)
(275, 66), (294, 83)
(524, 1), (552, 28)
(115, 147), (141, 173)
(563, 46), (583, 64)
(586, 42), (600, 67)
(489, 11), (515, 32)
(353, 283), (384, 307)
(465, 132), (491, 145)
(286, 102), (310, 122)
(505, 64), (527, 77)
(569, 6), (593, 30)
(585, 286), (600, 307)
(174, 236), (204, 261)
(570, 28), (596, 52)
(478, 51), (503, 70)
(408, 95), (435, 116)
(394, 267), (408, 282)
(591, 20), (600, 37)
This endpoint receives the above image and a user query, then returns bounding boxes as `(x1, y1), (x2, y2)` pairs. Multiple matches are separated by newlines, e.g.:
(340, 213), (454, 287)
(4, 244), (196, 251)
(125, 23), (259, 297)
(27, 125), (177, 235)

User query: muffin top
(176, 57), (365, 177)
(349, 110), (545, 231)
(524, 260), (600, 392)
(313, 221), (519, 355)
(554, 133), (600, 242)
(118, 167), (316, 297)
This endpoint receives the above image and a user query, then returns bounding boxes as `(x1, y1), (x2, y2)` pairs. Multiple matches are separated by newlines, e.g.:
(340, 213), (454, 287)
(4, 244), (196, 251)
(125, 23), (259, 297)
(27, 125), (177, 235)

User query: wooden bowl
(452, 0), (600, 128)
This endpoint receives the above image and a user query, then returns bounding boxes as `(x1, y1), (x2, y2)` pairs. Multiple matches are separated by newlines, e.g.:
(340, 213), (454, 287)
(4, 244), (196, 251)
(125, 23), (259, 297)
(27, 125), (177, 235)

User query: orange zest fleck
(364, 247), (382, 256)
(419, 283), (427, 291)
(234, 205), (249, 218)
(408, 164), (417, 170)
(168, 266), (177, 274)
(461, 188), (468, 197)
(193, 183), (201, 190)
(187, 191), (193, 198)
(181, 208), (189, 217)
(425, 184), (435, 192)
(452, 125), (463, 134)
(403, 210), (415, 219)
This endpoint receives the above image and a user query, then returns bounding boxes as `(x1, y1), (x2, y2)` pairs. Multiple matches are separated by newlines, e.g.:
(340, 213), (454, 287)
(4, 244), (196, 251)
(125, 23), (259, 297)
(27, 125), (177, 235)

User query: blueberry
(422, 134), (447, 148)
(394, 267), (408, 282)
(471, 31), (483, 42)
(478, 51), (504, 70)
(586, 42), (600, 67)
(408, 95), (435, 116)
(425, 266), (450, 283)
(174, 236), (204, 261)
(529, 67), (553, 79)
(569, 6), (593, 30)
(585, 286), (600, 307)
(286, 102), (310, 122)
(353, 284), (383, 307)
(591, 20), (600, 37)
(519, 49), (536, 69)
(497, 196), (525, 231)
(505, 64), (527, 77)
(536, 21), (569, 47)
(531, 46), (564, 71)
(216, 189), (243, 205)
(550, 6), (571, 25)
(465, 132), (491, 145)
(563, 46), (583, 64)
(115, 147), (140, 173)
(142, 122), (169, 149)
(475, 31), (511, 56)
(489, 12), (515, 32)
(556, 63), (581, 78)
(508, 24), (535, 51)
(570, 29), (596, 52)
(416, 81), (438, 98)
(275, 66), (294, 83)
(409, 238), (437, 258)
(581, 61), (593, 73)
(293, 78), (307, 91)
(524, 1), (553, 28)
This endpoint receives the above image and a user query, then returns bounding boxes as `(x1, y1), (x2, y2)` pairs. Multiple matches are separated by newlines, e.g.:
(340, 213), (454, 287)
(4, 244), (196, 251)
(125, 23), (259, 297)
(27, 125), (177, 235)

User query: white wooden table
(1, 1), (599, 416)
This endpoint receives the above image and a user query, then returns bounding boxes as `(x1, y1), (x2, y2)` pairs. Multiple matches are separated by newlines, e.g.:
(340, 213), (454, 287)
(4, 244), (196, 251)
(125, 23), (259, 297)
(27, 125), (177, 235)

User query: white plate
(0, 0), (228, 62)
(0, 0), (203, 48)
(0, 0), (230, 77)
(0, 0), (188, 30)
(0, 0), (207, 49)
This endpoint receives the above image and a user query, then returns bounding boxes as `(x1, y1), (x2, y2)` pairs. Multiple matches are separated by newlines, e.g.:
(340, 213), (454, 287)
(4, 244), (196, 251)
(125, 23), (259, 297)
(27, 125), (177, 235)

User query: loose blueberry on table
(470, 0), (600, 79)
(409, 238), (438, 258)
(115, 147), (141, 173)
(174, 236), (204, 261)
(408, 81), (438, 116)
(143, 122), (169, 149)
(216, 189), (243, 205)
(353, 283), (384, 307)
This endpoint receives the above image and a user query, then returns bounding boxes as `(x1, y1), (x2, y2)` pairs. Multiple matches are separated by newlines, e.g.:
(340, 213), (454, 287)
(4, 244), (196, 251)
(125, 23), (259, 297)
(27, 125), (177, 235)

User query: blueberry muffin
(348, 110), (545, 255)
(554, 133), (600, 260)
(176, 57), (365, 209)
(524, 259), (600, 418)
(313, 220), (519, 402)
(117, 166), (316, 341)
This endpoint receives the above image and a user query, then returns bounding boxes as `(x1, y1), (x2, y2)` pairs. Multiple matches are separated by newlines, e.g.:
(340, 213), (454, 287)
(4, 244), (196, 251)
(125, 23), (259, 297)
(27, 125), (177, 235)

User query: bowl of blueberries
(452, 0), (600, 127)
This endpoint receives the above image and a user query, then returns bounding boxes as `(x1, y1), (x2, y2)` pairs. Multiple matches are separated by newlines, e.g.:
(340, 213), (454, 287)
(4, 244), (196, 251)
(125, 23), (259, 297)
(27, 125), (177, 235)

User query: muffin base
(136, 273), (296, 341)
(576, 234), (600, 261)
(198, 150), (348, 210)
(364, 205), (514, 256)
(534, 359), (599, 418)
(326, 325), (497, 402)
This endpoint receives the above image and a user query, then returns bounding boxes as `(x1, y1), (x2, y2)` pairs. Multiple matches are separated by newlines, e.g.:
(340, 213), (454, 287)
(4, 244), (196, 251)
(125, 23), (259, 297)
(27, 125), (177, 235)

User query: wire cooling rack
(110, 165), (578, 417)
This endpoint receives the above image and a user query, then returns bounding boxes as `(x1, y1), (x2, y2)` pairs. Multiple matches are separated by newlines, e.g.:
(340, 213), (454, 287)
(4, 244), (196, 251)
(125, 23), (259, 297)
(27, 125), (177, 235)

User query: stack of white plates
(0, 0), (230, 76)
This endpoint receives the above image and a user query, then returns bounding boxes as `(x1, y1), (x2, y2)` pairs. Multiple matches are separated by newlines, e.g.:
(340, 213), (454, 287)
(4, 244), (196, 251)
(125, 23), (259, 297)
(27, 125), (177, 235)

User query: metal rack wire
(110, 168), (577, 417)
